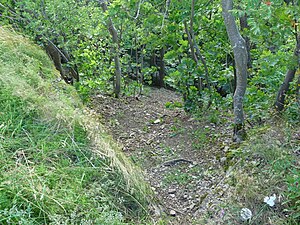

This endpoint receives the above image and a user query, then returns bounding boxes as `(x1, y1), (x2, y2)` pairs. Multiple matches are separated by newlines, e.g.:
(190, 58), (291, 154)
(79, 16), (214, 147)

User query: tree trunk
(150, 51), (160, 86)
(239, 14), (252, 68)
(297, 74), (300, 105)
(222, 0), (248, 142)
(184, 0), (212, 108)
(189, 0), (211, 96)
(184, 21), (201, 90)
(99, 0), (121, 98)
(140, 46), (145, 95)
(275, 33), (300, 111)
(275, 69), (297, 111)
(158, 47), (165, 87)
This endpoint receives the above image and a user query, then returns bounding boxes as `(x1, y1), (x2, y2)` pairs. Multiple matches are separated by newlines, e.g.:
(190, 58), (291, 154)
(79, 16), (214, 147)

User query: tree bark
(222, 0), (248, 142)
(158, 47), (165, 87)
(275, 69), (297, 111)
(99, 0), (121, 98)
(239, 14), (252, 68)
(297, 74), (300, 105)
(275, 33), (300, 111)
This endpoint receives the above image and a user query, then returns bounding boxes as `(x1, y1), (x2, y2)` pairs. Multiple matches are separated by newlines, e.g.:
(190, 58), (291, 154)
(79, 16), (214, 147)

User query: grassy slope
(0, 27), (151, 224)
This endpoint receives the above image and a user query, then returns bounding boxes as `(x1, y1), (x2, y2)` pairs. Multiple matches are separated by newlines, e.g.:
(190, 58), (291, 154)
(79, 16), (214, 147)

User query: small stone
(188, 117), (195, 122)
(240, 208), (252, 221)
(168, 189), (176, 194)
(220, 157), (227, 164)
(169, 210), (176, 216)
(153, 119), (161, 124)
(188, 203), (196, 210)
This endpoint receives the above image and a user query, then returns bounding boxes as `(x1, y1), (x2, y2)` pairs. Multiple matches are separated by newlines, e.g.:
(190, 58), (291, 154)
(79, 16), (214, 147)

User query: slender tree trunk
(239, 14), (252, 68)
(158, 47), (165, 87)
(296, 74), (300, 105)
(182, 0), (212, 107)
(139, 45), (144, 95)
(222, 0), (248, 142)
(190, 0), (211, 95)
(184, 20), (211, 91)
(150, 51), (159, 86)
(275, 33), (300, 111)
(135, 35), (139, 82)
(99, 0), (121, 98)
(275, 69), (297, 111)
(184, 21), (199, 89)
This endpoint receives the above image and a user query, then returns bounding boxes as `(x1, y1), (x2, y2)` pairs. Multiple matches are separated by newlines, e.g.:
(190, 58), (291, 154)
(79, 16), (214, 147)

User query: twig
(134, 0), (143, 20)
(162, 158), (194, 166)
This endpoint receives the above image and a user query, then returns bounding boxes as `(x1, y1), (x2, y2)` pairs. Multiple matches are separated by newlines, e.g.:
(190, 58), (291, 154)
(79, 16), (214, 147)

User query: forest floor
(91, 88), (238, 224)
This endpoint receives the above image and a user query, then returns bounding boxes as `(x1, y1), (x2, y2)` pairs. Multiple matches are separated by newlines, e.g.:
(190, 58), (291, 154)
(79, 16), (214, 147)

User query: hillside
(0, 26), (299, 225)
(0, 27), (151, 224)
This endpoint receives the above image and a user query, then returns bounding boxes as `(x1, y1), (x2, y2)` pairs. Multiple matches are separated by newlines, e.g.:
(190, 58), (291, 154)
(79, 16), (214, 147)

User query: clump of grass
(0, 27), (152, 224)
(195, 124), (299, 224)
(212, 125), (300, 224)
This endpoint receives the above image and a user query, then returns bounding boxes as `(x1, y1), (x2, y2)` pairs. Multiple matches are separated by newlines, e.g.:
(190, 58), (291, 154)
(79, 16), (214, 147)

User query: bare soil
(91, 88), (234, 224)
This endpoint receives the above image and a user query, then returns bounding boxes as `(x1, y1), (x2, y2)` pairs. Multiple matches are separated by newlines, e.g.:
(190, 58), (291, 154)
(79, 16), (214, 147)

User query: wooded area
(1, 0), (299, 136)
(0, 0), (299, 224)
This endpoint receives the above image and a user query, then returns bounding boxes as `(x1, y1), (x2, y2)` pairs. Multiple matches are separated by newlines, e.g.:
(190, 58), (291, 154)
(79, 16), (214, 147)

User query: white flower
(264, 194), (276, 207)
(240, 208), (252, 221)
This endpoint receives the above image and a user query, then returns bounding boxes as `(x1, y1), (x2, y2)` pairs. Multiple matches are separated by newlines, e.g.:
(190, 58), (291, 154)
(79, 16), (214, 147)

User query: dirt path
(91, 88), (233, 224)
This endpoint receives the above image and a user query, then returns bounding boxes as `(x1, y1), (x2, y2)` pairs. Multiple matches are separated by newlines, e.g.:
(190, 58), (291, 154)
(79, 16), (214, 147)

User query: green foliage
(165, 101), (183, 109)
(163, 168), (192, 186)
(284, 169), (300, 220)
(1, 0), (299, 121)
(284, 101), (300, 123)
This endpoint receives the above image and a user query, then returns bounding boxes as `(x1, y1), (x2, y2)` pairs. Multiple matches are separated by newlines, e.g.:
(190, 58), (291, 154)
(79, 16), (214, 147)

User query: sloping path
(91, 88), (233, 224)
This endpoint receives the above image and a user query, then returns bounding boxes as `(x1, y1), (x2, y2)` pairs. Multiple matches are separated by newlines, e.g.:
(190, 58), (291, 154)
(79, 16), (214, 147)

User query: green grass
(0, 27), (151, 224)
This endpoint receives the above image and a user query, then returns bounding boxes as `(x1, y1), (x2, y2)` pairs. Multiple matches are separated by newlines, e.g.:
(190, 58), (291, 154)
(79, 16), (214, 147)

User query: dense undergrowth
(0, 27), (151, 224)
